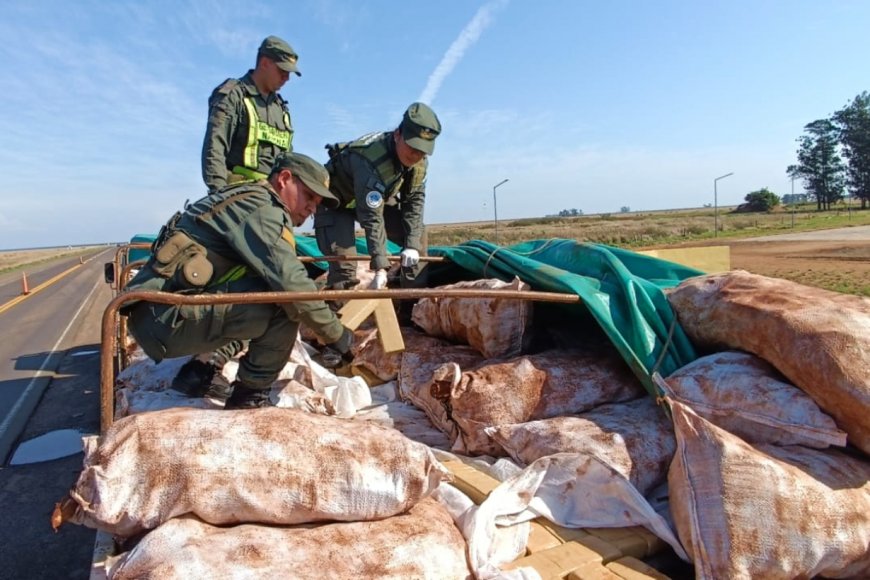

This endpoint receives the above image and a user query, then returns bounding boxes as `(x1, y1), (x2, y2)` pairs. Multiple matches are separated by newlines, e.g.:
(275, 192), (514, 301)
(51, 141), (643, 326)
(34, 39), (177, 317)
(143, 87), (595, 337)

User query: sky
(1, 0), (869, 249)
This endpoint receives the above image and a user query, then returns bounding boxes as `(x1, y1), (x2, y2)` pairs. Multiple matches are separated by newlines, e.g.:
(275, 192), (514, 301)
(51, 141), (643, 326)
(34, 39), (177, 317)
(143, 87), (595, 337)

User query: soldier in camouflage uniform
(314, 102), (441, 291)
(124, 152), (352, 409)
(201, 36), (299, 193)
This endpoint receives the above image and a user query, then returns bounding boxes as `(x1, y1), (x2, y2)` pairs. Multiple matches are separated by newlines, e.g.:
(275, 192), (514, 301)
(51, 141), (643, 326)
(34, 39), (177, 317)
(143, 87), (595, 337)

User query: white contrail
(418, 0), (507, 105)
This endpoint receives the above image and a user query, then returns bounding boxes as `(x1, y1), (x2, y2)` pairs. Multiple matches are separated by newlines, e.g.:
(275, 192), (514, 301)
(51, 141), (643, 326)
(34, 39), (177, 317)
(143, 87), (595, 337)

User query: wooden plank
(373, 299), (405, 353)
(636, 245), (730, 273)
(337, 299), (378, 331)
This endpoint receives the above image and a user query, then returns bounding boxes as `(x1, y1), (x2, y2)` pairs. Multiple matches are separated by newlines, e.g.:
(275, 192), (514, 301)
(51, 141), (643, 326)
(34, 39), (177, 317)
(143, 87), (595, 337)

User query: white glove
(369, 269), (388, 290)
(400, 248), (420, 268)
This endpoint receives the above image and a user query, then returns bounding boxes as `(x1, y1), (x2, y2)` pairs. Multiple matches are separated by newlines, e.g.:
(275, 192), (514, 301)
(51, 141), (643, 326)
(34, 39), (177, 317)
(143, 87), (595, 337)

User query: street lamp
(713, 172), (734, 238)
(493, 178), (509, 244)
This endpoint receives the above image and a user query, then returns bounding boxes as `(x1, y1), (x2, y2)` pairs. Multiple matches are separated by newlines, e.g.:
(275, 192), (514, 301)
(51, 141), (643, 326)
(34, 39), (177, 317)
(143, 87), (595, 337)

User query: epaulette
(215, 78), (240, 95)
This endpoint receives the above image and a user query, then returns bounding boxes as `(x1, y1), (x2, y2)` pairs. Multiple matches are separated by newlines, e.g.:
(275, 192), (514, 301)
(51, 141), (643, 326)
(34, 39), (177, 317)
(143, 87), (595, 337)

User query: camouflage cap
(272, 152), (339, 209)
(400, 102), (441, 155)
(258, 35), (301, 77)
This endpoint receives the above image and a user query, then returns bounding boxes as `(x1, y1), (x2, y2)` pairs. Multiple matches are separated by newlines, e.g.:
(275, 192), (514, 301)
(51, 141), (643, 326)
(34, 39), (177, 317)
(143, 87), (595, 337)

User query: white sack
(486, 397), (675, 496)
(663, 351), (846, 448)
(411, 277), (532, 358)
(108, 498), (472, 580)
(668, 270), (870, 454)
(669, 399), (870, 580)
(64, 407), (450, 537)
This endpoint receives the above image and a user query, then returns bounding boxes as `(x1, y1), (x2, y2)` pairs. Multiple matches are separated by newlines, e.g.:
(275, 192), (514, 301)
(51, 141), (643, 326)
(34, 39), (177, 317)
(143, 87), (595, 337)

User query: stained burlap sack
(398, 338), (485, 442)
(411, 277), (532, 358)
(352, 327), (438, 383)
(668, 270), (870, 454)
(445, 348), (645, 456)
(664, 351), (846, 448)
(486, 397), (675, 496)
(59, 407), (450, 537)
(669, 399), (870, 579)
(108, 498), (472, 580)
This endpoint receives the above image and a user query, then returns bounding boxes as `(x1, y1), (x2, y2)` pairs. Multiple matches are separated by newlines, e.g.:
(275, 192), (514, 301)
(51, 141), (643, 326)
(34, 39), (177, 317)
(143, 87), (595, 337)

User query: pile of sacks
(353, 272), (870, 578)
(53, 407), (473, 579)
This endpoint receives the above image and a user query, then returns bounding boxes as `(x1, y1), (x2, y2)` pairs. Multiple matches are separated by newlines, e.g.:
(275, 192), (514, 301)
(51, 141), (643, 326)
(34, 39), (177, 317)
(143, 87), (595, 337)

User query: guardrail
(100, 287), (581, 433)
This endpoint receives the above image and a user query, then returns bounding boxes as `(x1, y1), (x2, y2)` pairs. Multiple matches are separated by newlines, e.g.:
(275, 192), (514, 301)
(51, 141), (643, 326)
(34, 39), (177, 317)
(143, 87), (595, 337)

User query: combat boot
(224, 382), (273, 409)
(204, 372), (234, 406)
(171, 357), (218, 397)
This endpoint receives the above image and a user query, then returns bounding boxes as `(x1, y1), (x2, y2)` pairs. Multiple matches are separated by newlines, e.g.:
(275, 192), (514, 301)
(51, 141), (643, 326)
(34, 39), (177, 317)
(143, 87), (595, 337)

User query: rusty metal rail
(111, 243), (152, 293)
(101, 288), (581, 433)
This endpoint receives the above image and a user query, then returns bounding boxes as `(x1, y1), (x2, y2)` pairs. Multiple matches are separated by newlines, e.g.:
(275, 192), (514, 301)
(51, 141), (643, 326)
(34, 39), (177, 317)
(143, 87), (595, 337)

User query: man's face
(275, 170), (321, 226)
(395, 130), (427, 168)
(264, 57), (291, 93)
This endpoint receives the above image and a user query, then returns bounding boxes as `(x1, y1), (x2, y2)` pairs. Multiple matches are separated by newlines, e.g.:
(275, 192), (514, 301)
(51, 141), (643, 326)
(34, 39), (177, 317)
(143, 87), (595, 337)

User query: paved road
(0, 248), (114, 579)
(735, 224), (870, 242)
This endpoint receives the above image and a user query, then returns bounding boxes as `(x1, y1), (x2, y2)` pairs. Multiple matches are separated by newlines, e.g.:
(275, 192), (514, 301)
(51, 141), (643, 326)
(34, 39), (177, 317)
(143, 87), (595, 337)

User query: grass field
(0, 246), (105, 275)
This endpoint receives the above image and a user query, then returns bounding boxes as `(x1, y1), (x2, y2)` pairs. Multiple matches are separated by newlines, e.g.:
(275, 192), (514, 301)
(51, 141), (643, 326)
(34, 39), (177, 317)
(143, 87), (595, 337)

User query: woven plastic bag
(57, 407), (450, 537)
(668, 270), (870, 454)
(669, 399), (870, 579)
(411, 277), (532, 358)
(107, 498), (471, 580)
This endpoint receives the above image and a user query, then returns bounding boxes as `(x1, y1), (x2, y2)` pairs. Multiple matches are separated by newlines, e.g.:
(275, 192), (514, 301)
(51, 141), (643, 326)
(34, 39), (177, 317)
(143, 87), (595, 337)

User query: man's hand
(330, 327), (354, 361)
(370, 269), (388, 289)
(400, 248), (420, 268)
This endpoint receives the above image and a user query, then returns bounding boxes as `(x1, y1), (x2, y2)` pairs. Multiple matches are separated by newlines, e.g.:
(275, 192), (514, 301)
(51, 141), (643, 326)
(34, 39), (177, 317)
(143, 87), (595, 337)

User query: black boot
(224, 383), (273, 409)
(204, 372), (234, 405)
(171, 358), (218, 397)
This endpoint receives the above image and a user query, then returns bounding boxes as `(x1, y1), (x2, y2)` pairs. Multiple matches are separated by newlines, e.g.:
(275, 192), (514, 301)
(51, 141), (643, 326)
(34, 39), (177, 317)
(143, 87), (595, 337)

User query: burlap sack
(664, 351), (846, 448)
(60, 407), (450, 537)
(108, 498), (472, 580)
(486, 397), (675, 496)
(668, 270), (870, 454)
(352, 327), (439, 383)
(669, 399), (870, 579)
(398, 338), (485, 442)
(411, 277), (532, 358)
(447, 348), (645, 456)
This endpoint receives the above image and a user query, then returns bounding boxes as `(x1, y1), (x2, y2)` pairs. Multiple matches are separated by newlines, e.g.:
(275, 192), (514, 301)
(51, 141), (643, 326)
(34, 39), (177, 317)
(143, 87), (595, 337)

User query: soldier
(201, 35), (299, 193)
(124, 152), (352, 409)
(314, 102), (441, 291)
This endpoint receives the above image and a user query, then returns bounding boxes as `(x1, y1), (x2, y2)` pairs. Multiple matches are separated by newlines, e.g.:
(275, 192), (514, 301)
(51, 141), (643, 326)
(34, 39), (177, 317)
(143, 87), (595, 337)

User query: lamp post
(713, 172), (734, 238)
(493, 178), (509, 244)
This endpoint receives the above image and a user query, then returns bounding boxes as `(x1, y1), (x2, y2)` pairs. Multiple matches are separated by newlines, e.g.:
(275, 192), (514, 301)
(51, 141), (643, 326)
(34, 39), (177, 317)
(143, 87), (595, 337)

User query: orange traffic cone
(21, 272), (30, 295)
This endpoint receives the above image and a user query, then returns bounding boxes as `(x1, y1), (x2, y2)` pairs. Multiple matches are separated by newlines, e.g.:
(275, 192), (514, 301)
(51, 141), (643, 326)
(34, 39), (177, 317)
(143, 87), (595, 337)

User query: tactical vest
(326, 132), (406, 210)
(235, 96), (293, 179)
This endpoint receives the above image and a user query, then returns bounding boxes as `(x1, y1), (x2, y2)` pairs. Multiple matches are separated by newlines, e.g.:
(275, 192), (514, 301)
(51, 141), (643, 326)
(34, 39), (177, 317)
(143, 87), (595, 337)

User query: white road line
(0, 278), (101, 436)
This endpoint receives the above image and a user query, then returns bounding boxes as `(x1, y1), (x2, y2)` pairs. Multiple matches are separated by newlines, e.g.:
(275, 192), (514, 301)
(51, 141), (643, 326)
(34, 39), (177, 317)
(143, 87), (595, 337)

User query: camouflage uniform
(314, 103), (441, 289)
(125, 161), (343, 390)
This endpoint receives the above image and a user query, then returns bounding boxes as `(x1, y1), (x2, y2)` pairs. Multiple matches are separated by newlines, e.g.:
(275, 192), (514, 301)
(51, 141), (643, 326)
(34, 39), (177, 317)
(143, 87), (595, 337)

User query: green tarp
(294, 235), (702, 397)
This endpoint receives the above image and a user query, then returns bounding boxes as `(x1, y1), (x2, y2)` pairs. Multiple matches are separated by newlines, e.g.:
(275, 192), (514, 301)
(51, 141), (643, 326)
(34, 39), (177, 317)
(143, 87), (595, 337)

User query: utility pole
(493, 179), (509, 244)
(714, 172), (734, 237)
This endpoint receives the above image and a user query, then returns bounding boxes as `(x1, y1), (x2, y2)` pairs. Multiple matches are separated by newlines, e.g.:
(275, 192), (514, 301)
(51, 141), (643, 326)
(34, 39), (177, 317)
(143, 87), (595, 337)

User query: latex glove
(400, 248), (420, 268)
(369, 269), (388, 290)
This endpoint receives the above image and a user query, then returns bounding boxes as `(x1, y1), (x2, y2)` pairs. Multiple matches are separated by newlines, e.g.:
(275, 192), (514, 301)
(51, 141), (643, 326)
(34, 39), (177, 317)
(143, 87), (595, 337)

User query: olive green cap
(258, 35), (301, 76)
(400, 102), (441, 155)
(272, 152), (339, 209)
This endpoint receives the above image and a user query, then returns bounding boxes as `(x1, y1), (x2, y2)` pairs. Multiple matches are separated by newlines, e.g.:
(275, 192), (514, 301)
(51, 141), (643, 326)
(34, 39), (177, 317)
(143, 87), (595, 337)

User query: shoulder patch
(281, 227), (297, 250)
(365, 191), (384, 209)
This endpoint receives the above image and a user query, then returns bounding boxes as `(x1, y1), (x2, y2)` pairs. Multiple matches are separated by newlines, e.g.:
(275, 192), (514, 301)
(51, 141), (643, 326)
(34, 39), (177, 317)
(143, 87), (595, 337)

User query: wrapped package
(108, 498), (471, 580)
(411, 277), (532, 358)
(663, 351), (846, 448)
(352, 327), (437, 383)
(669, 399), (870, 579)
(441, 348), (645, 456)
(487, 397), (675, 495)
(56, 407), (450, 537)
(668, 270), (870, 454)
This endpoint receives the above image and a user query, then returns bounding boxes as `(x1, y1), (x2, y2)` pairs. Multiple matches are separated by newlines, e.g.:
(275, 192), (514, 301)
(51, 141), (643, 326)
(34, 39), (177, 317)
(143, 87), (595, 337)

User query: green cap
(258, 35), (301, 76)
(272, 152), (339, 209)
(400, 102), (441, 155)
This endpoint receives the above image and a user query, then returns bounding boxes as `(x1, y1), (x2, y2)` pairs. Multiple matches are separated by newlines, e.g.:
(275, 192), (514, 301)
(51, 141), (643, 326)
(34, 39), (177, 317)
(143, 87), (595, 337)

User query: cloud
(418, 0), (507, 105)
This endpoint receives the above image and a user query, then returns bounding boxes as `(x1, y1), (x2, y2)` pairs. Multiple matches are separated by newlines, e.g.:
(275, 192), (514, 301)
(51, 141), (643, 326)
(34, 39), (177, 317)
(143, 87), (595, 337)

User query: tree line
(787, 91), (870, 211)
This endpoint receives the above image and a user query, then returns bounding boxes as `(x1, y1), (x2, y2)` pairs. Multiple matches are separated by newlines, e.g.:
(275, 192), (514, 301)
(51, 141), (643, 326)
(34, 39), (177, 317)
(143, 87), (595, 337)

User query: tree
(833, 92), (870, 209)
(557, 208), (583, 217)
(620, 206), (631, 213)
(743, 188), (780, 211)
(787, 119), (846, 211)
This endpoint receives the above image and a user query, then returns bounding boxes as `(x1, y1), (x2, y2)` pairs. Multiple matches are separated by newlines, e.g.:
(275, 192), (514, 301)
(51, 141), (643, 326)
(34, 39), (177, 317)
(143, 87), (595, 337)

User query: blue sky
(1, 0), (868, 248)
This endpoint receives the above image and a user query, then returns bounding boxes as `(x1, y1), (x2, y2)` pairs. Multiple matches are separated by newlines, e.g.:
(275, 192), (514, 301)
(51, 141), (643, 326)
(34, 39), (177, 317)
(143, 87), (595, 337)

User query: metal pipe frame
(111, 243), (153, 294)
(100, 287), (581, 433)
